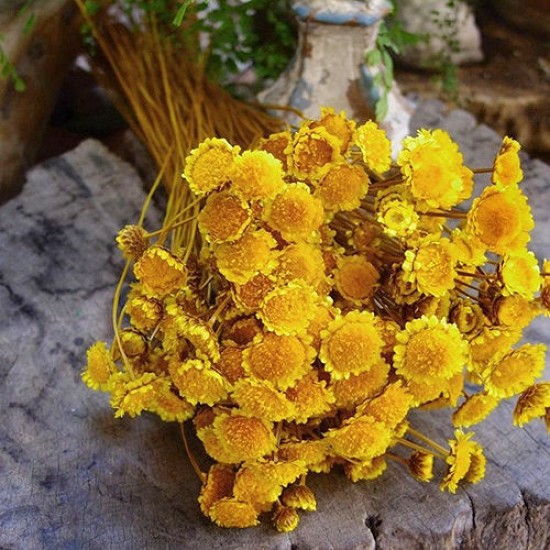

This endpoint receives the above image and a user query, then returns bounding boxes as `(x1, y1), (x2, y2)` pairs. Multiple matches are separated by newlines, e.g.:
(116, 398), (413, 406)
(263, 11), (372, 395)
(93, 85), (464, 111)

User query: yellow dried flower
(495, 295), (539, 330)
(330, 361), (390, 409)
(484, 344), (546, 398)
(500, 251), (541, 299)
(198, 464), (235, 516)
(467, 184), (534, 255)
(116, 224), (149, 260)
(377, 198), (419, 239)
(469, 327), (522, 369)
(150, 386), (194, 422)
(287, 125), (343, 181)
(319, 310), (383, 380)
(448, 299), (485, 340)
(452, 393), (500, 428)
(233, 460), (307, 513)
(408, 451), (434, 482)
(513, 383), (550, 429)
(215, 344), (246, 384)
(256, 130), (292, 170)
(212, 411), (277, 463)
(230, 150), (285, 201)
(306, 300), (338, 352)
(242, 331), (312, 391)
(354, 120), (392, 173)
(232, 273), (276, 313)
(183, 137), (238, 196)
(344, 456), (387, 482)
(281, 485), (317, 511)
(214, 229), (277, 285)
(493, 136), (523, 188)
(278, 439), (330, 473)
(310, 107), (356, 154)
(273, 504), (300, 532)
(402, 239), (456, 297)
(119, 328), (147, 358)
(126, 290), (163, 332)
(275, 242), (327, 292)
(393, 316), (468, 383)
(259, 281), (319, 336)
(326, 415), (393, 460)
(209, 498), (259, 528)
(134, 246), (187, 298)
(398, 129), (469, 210)
(198, 190), (252, 244)
(232, 378), (295, 422)
(169, 358), (229, 406)
(222, 317), (262, 347)
(316, 163), (369, 213)
(358, 381), (413, 429)
(110, 372), (164, 418)
(333, 255), (380, 305)
(440, 430), (485, 493)
(264, 183), (324, 243)
(82, 341), (116, 391)
(286, 371), (335, 424)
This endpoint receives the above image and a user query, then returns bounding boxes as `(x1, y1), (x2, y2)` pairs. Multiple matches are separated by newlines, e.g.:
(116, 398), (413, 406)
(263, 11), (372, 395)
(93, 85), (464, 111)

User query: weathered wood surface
(1, 101), (549, 549)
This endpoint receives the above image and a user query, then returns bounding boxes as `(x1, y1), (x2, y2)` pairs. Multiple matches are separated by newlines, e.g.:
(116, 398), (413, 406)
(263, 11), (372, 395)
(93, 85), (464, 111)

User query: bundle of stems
(73, 0), (284, 252)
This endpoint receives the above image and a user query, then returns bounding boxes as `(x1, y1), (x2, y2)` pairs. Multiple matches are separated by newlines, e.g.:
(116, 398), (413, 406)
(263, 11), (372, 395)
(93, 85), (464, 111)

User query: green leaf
(366, 48), (382, 67)
(173, 0), (193, 26)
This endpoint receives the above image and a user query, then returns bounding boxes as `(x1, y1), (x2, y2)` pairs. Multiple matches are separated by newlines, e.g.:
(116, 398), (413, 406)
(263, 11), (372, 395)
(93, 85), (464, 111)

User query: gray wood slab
(1, 101), (549, 549)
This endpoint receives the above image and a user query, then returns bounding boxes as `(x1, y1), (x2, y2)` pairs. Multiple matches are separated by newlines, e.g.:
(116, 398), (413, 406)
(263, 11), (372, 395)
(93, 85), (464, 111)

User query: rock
(0, 0), (80, 203)
(0, 112), (549, 548)
(395, 0), (483, 68)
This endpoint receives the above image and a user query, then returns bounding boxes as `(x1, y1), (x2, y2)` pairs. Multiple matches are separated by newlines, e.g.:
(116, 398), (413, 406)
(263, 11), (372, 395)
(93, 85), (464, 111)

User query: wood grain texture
(0, 102), (549, 549)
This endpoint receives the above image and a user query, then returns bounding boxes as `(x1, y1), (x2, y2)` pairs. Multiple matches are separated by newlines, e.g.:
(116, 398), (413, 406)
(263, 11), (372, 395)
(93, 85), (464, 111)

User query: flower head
(212, 411), (277, 463)
(232, 379), (295, 422)
(354, 120), (392, 173)
(264, 183), (324, 243)
(208, 498), (259, 528)
(242, 331), (313, 391)
(398, 129), (469, 210)
(333, 255), (380, 305)
(309, 107), (356, 154)
(344, 456), (387, 482)
(500, 251), (541, 299)
(169, 358), (229, 406)
(493, 136), (523, 188)
(230, 150), (285, 201)
(214, 229), (277, 285)
(258, 281), (319, 335)
(452, 393), (499, 428)
(316, 163), (369, 213)
(275, 242), (327, 292)
(402, 238), (456, 297)
(513, 383), (550, 429)
(183, 137), (239, 196)
(287, 125), (343, 181)
(319, 310), (383, 380)
(82, 341), (116, 391)
(134, 246), (187, 297)
(440, 430), (486, 493)
(116, 225), (149, 260)
(467, 185), (534, 255)
(408, 451), (434, 482)
(286, 371), (335, 424)
(281, 484), (317, 511)
(198, 464), (235, 516)
(198, 190), (252, 244)
(484, 344), (546, 398)
(256, 130), (292, 170)
(325, 415), (393, 460)
(393, 316), (468, 383)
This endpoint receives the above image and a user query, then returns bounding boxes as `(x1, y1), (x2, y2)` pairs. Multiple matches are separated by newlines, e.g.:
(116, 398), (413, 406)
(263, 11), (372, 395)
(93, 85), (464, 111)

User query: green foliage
(0, 0), (36, 93)
(366, 6), (424, 120)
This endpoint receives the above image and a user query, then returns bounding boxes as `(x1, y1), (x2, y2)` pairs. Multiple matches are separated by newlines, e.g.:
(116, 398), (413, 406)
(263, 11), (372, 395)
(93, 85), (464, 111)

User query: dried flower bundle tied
(83, 108), (550, 532)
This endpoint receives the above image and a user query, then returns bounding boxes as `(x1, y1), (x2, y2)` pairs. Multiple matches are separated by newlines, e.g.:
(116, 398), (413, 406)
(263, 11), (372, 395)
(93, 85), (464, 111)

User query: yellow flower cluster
(82, 108), (549, 532)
